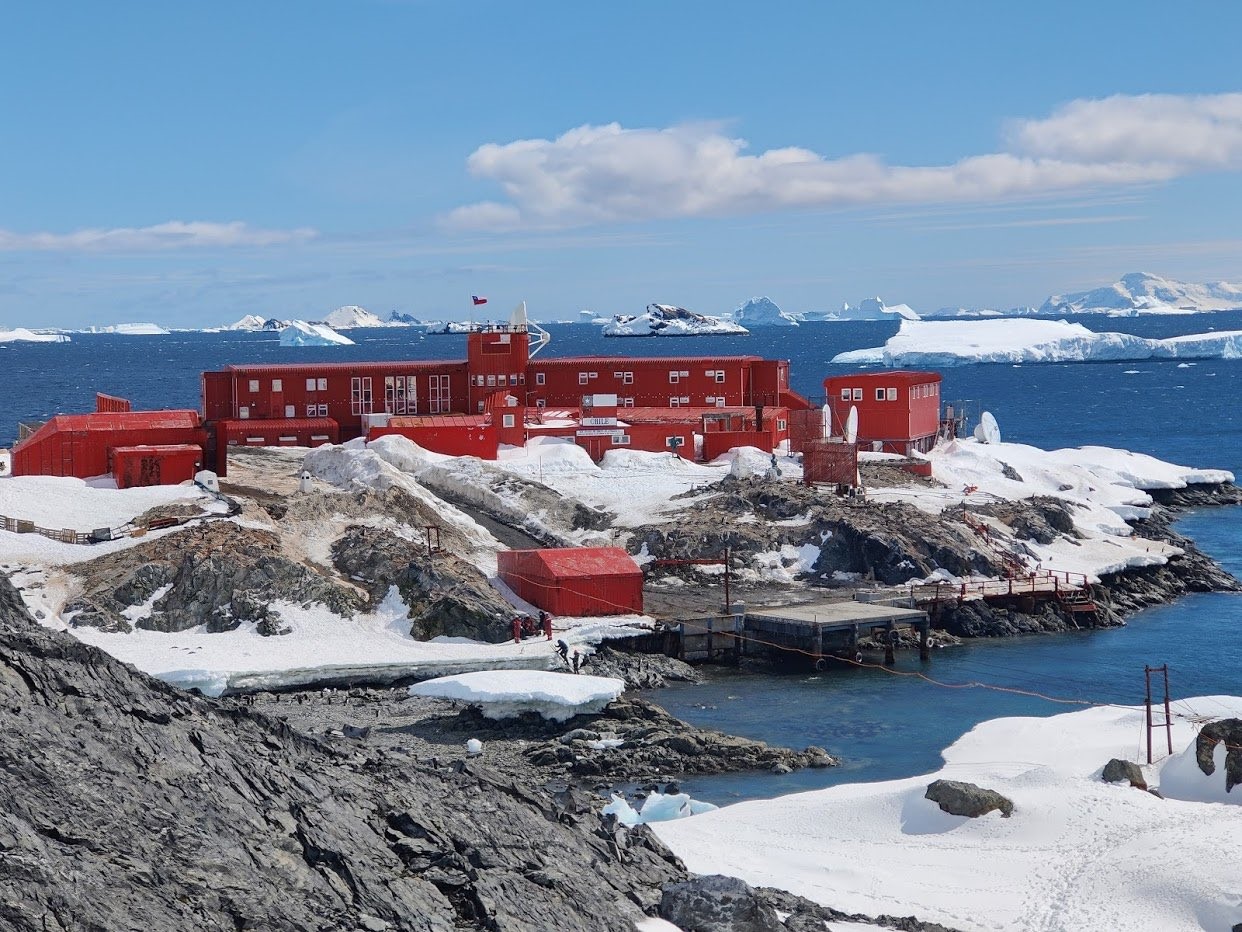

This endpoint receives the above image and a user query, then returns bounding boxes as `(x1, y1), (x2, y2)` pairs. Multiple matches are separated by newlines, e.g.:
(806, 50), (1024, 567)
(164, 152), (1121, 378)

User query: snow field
(653, 697), (1242, 932)
(408, 669), (625, 721)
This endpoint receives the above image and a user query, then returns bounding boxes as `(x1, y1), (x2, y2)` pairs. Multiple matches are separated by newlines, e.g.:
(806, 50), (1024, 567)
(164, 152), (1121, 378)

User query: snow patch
(408, 670), (624, 721)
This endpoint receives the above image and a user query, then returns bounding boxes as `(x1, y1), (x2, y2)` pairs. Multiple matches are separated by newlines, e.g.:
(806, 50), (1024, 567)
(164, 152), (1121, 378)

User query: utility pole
(1144, 664), (1173, 764)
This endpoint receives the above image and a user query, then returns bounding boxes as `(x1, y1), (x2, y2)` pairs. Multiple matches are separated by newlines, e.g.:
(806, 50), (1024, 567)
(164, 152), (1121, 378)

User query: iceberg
(832, 318), (1242, 367)
(91, 322), (170, 335)
(602, 791), (719, 826)
(279, 320), (356, 347)
(0, 328), (70, 343)
(732, 296), (799, 326)
(1041, 271), (1242, 316)
(408, 670), (624, 722)
(602, 303), (749, 337)
(805, 297), (921, 322)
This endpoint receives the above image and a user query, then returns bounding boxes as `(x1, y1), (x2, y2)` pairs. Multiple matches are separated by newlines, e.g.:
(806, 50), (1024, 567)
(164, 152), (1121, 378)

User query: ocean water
(3, 315), (1241, 801)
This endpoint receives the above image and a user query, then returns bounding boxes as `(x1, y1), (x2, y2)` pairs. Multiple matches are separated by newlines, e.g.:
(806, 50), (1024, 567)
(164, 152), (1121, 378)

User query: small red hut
(822, 371), (942, 455)
(497, 546), (644, 617)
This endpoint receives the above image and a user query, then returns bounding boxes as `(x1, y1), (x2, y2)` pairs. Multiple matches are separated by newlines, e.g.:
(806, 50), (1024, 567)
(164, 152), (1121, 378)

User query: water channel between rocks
(640, 505), (1242, 805)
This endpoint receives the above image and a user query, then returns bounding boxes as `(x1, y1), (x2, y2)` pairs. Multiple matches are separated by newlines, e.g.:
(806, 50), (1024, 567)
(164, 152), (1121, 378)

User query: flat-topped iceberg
(408, 670), (624, 721)
(833, 318), (1242, 366)
(279, 320), (356, 347)
(603, 303), (748, 337)
(0, 328), (69, 343)
(805, 296), (920, 322)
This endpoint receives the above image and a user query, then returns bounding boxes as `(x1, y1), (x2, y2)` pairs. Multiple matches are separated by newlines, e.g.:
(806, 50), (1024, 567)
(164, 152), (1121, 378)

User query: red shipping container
(111, 444), (203, 489)
(497, 547), (643, 617)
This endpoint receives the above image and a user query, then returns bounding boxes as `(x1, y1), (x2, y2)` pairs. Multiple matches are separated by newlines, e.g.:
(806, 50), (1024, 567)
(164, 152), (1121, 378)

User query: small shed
(497, 546), (644, 617)
(112, 444), (203, 489)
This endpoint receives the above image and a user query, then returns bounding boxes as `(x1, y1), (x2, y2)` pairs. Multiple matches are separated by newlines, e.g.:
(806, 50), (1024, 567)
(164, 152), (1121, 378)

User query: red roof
(824, 370), (941, 385)
(216, 417), (338, 432)
(111, 444), (203, 455)
(33, 410), (201, 432)
(388, 415), (490, 428)
(221, 360), (467, 375)
(514, 547), (640, 578)
(529, 355), (763, 368)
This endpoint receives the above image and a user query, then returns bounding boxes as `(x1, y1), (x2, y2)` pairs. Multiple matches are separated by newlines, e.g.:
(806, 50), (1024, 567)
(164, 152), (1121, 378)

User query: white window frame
(852, 388), (862, 401)
(306, 404), (316, 417)
(284, 404), (295, 418)
(578, 372), (589, 385)
(669, 396), (681, 407)
(622, 371), (633, 385)
(669, 371), (680, 384)
(887, 387), (897, 401)
(306, 378), (317, 392)
(248, 379), (259, 393)
(715, 371), (726, 384)
(272, 379), (282, 392)
(502, 413), (515, 428)
(777, 419), (787, 431)
(317, 404), (328, 417)
(536, 372), (545, 386)
(840, 389), (851, 401)
(239, 406), (250, 419)
(875, 388), (886, 401)
(317, 378), (328, 391)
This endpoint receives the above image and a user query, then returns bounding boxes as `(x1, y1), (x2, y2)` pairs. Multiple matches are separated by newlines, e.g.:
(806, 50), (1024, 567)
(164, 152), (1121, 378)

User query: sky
(3, 1), (1242, 327)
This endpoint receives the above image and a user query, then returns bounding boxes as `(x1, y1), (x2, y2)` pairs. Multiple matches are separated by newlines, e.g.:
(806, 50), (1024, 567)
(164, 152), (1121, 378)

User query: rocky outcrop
(0, 594), (686, 931)
(660, 875), (784, 932)
(523, 697), (836, 781)
(1101, 758), (1147, 790)
(65, 521), (363, 634)
(331, 525), (514, 642)
(925, 779), (1013, 818)
(1195, 718), (1242, 793)
(587, 645), (703, 689)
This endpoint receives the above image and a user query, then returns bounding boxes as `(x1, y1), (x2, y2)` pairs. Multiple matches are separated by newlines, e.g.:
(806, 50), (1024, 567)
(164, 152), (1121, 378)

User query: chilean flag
(471, 295), (488, 306)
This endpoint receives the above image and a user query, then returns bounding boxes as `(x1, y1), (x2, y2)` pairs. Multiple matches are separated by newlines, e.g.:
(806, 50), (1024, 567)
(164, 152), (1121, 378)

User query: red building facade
(497, 546), (643, 616)
(822, 370), (942, 455)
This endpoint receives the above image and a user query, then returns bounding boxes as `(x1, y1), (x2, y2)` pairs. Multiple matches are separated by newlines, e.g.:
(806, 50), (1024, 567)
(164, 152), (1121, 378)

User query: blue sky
(3, 1), (1242, 327)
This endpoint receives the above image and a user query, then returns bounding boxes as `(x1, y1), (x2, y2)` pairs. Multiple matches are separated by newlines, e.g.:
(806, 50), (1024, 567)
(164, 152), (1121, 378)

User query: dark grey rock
(0, 595), (685, 931)
(588, 645), (702, 689)
(1196, 718), (1242, 794)
(1101, 758), (1147, 790)
(925, 779), (1013, 818)
(660, 874), (784, 932)
(332, 525), (513, 642)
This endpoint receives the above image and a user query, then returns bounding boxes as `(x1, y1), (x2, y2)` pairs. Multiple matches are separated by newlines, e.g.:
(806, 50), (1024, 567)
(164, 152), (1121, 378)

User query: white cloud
(0, 220), (318, 252)
(444, 93), (1242, 230)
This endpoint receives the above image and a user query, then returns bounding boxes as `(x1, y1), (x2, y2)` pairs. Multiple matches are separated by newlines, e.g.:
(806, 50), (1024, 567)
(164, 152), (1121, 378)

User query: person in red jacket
(540, 610), (553, 640)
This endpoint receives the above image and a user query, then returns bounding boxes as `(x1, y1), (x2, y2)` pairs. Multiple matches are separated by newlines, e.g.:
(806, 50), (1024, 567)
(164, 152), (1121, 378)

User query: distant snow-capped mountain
(602, 303), (749, 337)
(1040, 272), (1242, 316)
(223, 315), (289, 332)
(320, 305), (388, 329)
(732, 296), (799, 326)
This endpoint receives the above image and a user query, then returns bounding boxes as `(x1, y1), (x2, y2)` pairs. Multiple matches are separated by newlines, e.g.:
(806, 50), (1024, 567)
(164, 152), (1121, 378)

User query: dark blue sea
(3, 315), (1241, 802)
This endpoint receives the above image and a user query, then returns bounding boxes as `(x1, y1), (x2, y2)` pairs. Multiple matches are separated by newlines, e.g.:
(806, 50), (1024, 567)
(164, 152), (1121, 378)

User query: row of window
(837, 383), (940, 403)
(472, 373), (524, 387)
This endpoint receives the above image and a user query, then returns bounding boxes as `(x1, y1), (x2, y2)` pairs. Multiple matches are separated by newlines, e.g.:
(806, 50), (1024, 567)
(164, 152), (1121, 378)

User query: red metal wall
(12, 412), (205, 480)
(803, 440), (859, 486)
(95, 393), (132, 413)
(526, 356), (761, 410)
(702, 430), (774, 462)
(370, 416), (498, 459)
(823, 371), (942, 454)
(203, 361), (470, 441)
(467, 329), (530, 412)
(112, 445), (203, 489)
(497, 547), (643, 616)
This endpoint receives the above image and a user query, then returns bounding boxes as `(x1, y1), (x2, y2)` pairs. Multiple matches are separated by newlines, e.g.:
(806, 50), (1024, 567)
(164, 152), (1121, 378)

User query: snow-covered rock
(321, 305), (387, 329)
(731, 296), (799, 327)
(602, 303), (748, 337)
(279, 320), (356, 347)
(222, 315), (289, 332)
(1041, 272), (1242, 316)
(833, 318), (1242, 367)
(0, 328), (70, 343)
(407, 670), (625, 722)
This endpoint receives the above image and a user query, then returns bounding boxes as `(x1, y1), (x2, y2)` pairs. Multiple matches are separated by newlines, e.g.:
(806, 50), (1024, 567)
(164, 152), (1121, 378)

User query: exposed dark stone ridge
(587, 645), (703, 689)
(1101, 758), (1147, 790)
(1195, 718), (1242, 794)
(0, 582), (686, 931)
(660, 875), (784, 931)
(925, 779), (1013, 818)
(331, 525), (513, 642)
(65, 521), (363, 634)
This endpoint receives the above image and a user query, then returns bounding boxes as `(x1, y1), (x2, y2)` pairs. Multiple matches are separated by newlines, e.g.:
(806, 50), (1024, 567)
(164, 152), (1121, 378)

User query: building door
(429, 374), (450, 414)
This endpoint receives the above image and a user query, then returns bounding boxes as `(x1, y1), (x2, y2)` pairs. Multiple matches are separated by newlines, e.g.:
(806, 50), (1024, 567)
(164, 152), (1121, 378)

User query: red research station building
(822, 371), (942, 455)
(497, 546), (644, 616)
(200, 324), (811, 474)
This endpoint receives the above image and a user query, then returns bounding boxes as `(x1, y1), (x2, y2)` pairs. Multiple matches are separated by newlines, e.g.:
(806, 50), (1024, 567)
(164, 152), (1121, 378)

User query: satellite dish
(821, 403), (831, 439)
(845, 406), (859, 445)
(974, 411), (1001, 445)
